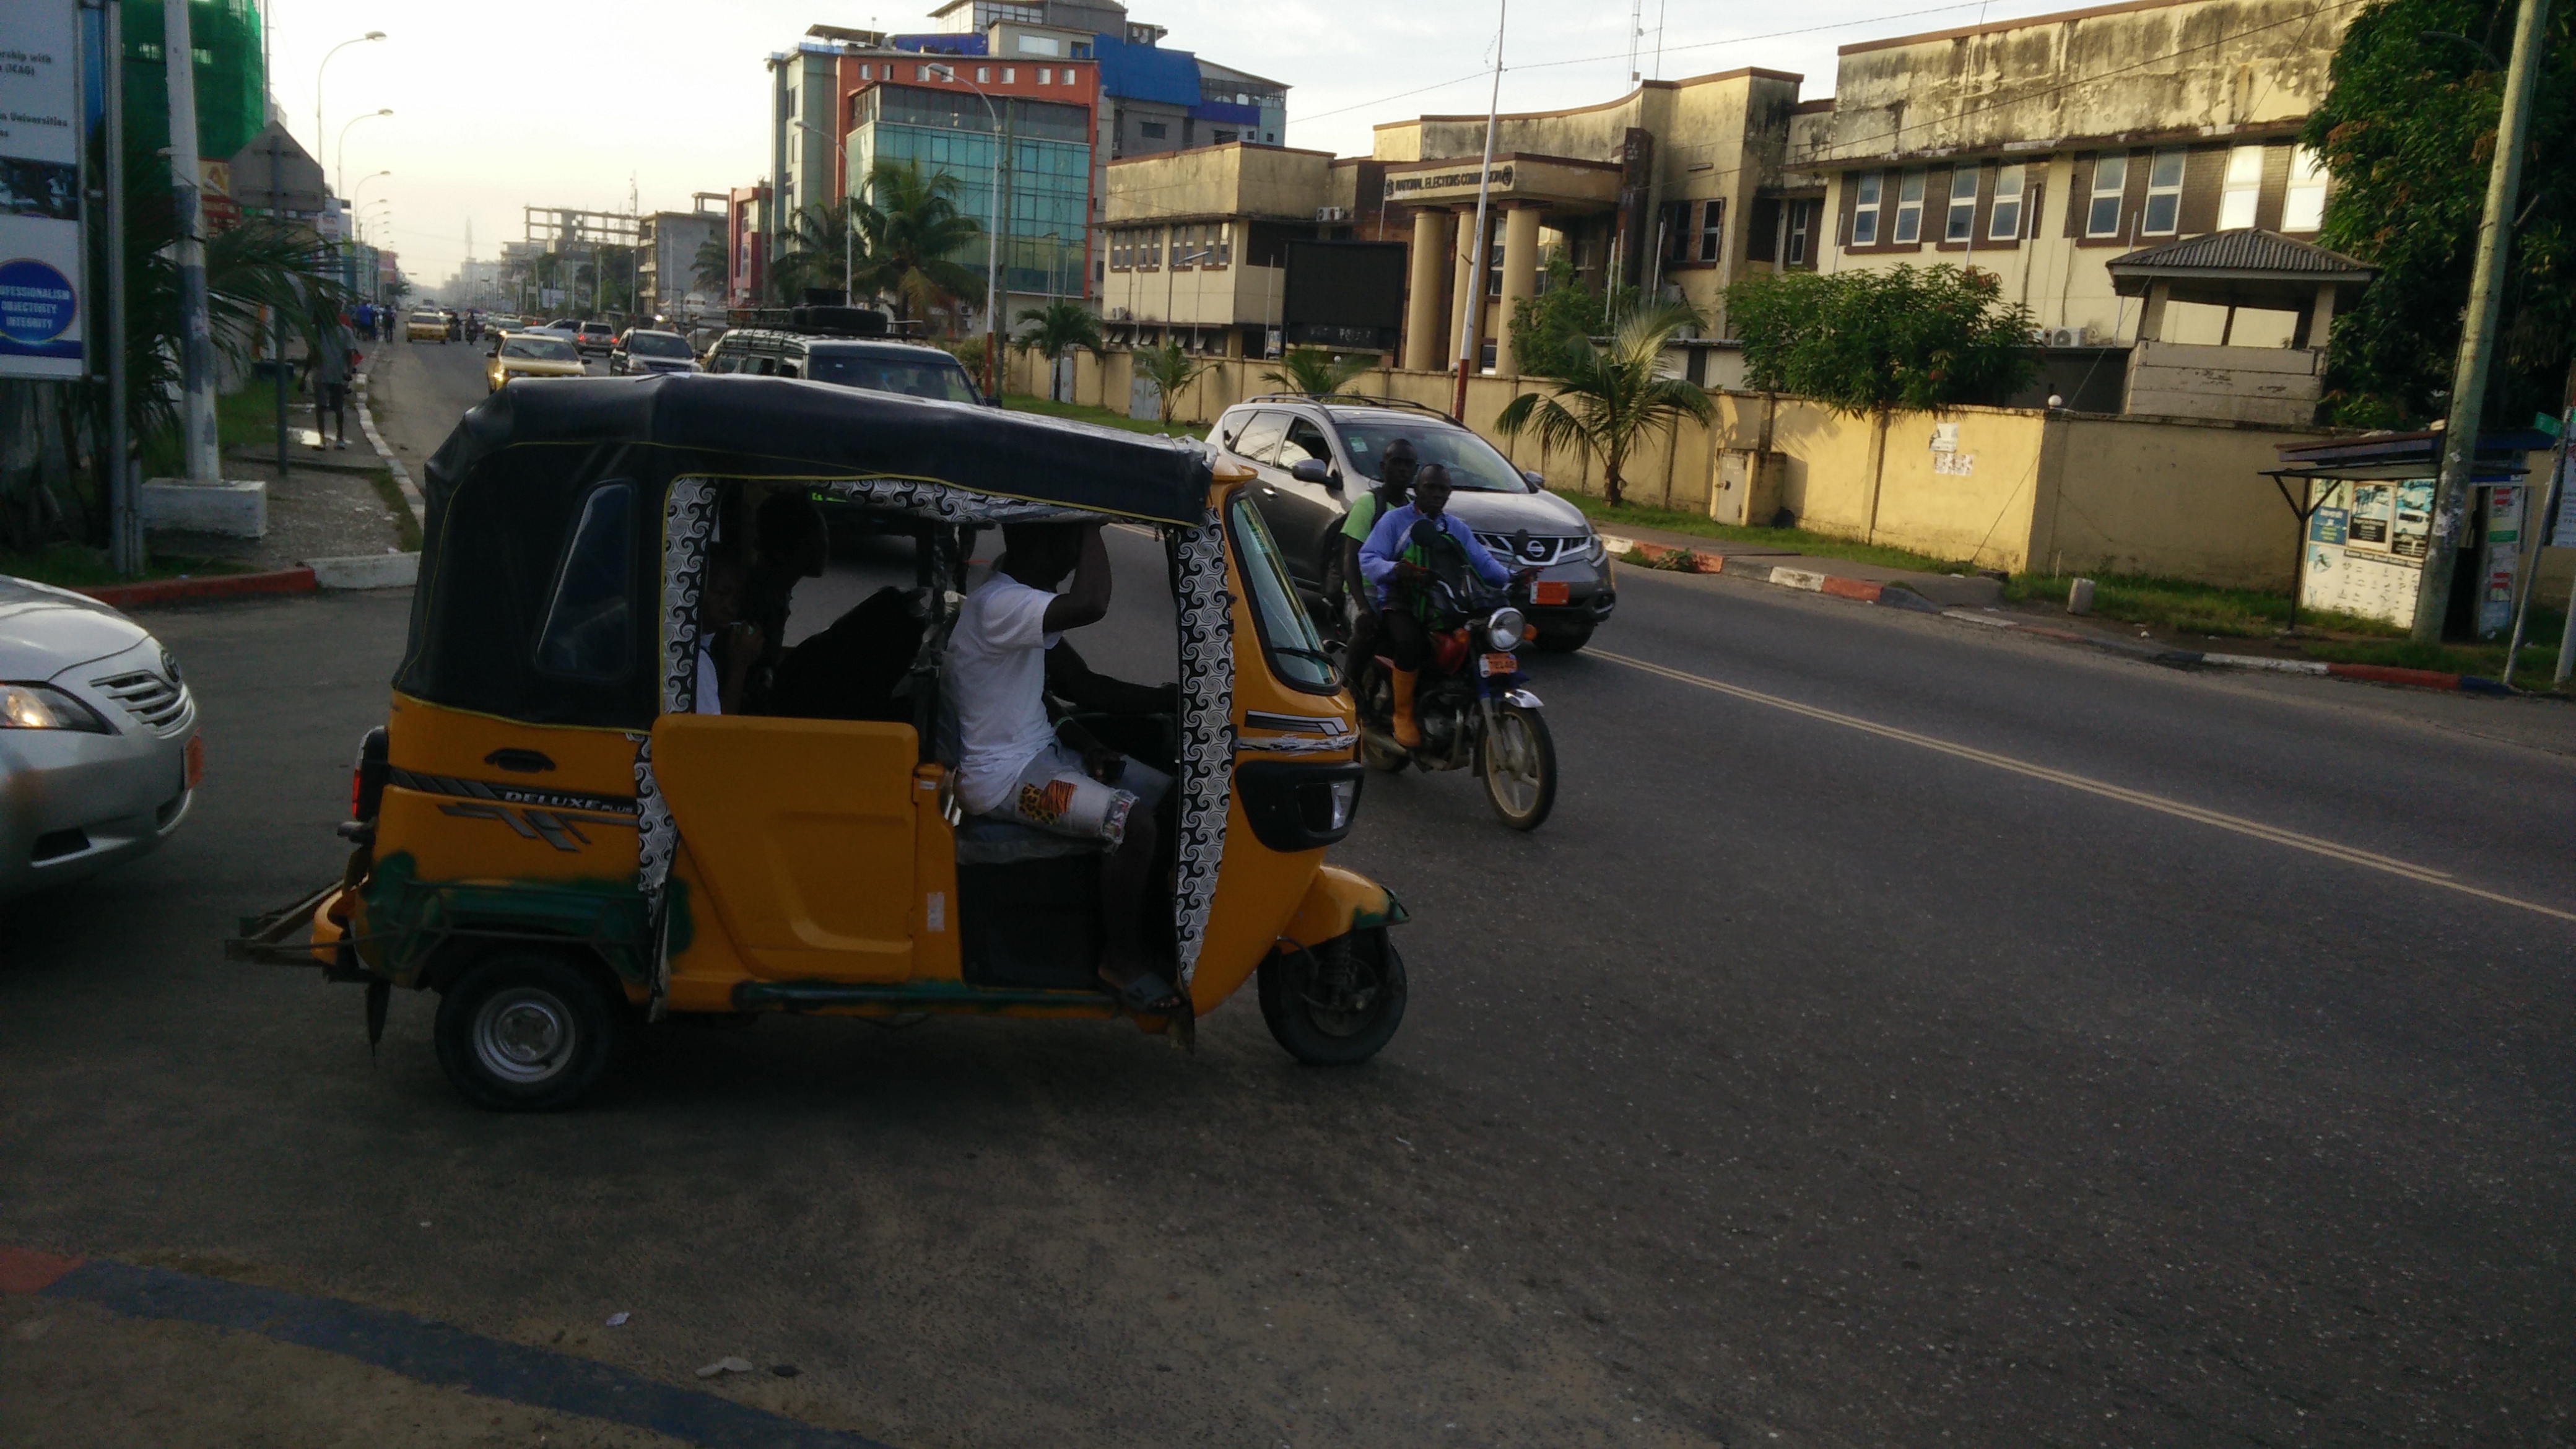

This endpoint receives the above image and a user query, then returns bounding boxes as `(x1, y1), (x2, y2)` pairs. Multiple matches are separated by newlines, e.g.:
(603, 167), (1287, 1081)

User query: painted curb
(0, 1247), (892, 1448)
(351, 354), (425, 529)
(1602, 534), (2524, 699)
(77, 567), (318, 609)
(306, 552), (420, 590)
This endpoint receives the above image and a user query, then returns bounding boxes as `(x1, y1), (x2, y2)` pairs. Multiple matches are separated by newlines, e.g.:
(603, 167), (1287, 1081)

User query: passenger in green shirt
(1335, 437), (1418, 681)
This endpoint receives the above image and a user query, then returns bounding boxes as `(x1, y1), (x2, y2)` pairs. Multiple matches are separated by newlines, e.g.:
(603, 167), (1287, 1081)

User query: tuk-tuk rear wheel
(432, 952), (627, 1112)
(1258, 929), (1407, 1066)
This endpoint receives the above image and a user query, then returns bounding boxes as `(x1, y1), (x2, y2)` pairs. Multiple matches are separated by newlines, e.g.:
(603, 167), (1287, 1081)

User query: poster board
(0, 0), (86, 380)
(2302, 477), (2424, 627)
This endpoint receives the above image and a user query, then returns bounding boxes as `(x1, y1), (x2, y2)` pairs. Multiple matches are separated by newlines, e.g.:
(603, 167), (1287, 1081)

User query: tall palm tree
(772, 199), (855, 303)
(1012, 300), (1103, 401)
(850, 157), (985, 325)
(691, 233), (729, 298)
(1260, 347), (1372, 396)
(1493, 301), (1713, 508)
(1133, 340), (1210, 428)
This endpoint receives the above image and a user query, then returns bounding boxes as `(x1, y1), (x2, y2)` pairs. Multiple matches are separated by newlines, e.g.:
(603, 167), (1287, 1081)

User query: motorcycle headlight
(0, 682), (111, 733)
(1485, 607), (1527, 653)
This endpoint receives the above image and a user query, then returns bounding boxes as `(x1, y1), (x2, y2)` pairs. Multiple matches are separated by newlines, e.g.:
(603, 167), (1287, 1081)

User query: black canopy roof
(397, 375), (1216, 729)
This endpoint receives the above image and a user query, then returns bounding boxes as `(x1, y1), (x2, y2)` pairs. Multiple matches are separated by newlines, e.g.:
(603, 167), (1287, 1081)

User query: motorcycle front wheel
(1478, 700), (1556, 830)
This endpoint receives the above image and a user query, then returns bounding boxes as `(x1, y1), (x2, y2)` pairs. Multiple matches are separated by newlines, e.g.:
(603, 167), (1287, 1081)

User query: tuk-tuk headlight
(0, 682), (111, 732)
(1485, 607), (1526, 653)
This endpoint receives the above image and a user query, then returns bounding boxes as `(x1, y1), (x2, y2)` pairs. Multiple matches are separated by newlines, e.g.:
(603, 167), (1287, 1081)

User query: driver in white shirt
(946, 521), (1181, 1014)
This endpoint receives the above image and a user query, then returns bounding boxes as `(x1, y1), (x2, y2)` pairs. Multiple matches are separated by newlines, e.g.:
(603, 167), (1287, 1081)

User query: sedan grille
(1474, 533), (1590, 567)
(90, 669), (191, 733)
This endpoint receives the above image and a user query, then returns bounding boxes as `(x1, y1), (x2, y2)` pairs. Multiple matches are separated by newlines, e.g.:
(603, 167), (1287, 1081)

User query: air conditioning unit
(1109, 306), (1131, 321)
(2044, 326), (2085, 349)
(1315, 206), (1349, 222)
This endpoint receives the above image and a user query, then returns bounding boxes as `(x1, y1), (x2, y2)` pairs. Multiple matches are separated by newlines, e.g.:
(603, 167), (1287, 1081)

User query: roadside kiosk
(2266, 430), (2553, 638)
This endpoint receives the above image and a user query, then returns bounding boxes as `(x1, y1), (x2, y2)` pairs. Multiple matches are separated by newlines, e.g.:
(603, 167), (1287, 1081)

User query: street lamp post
(335, 108), (391, 200)
(926, 64), (1004, 399)
(315, 32), (386, 162)
(788, 118), (853, 299)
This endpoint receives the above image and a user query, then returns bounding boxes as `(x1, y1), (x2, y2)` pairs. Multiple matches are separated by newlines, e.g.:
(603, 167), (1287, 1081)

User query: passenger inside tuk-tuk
(948, 521), (1184, 1012)
(694, 552), (759, 715)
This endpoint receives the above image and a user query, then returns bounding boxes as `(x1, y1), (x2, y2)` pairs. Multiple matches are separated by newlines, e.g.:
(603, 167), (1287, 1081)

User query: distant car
(485, 333), (588, 392)
(482, 313), (524, 333)
(1, 575), (199, 902)
(703, 327), (986, 404)
(405, 310), (448, 343)
(573, 321), (616, 356)
(517, 321), (583, 347)
(609, 329), (702, 376)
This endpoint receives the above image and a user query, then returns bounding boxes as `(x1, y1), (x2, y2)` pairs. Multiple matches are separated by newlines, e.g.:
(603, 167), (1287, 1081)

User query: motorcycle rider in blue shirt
(1357, 463), (1513, 747)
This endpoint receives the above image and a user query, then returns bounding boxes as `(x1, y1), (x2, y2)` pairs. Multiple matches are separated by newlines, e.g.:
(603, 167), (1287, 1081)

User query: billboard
(0, 0), (85, 379)
(1281, 240), (1406, 353)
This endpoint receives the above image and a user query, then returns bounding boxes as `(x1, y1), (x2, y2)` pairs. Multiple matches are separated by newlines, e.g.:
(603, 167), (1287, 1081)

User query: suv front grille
(1474, 533), (1590, 567)
(90, 669), (190, 733)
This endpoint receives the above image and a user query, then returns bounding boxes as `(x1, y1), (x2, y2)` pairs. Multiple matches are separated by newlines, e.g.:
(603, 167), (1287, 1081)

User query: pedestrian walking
(309, 313), (359, 450)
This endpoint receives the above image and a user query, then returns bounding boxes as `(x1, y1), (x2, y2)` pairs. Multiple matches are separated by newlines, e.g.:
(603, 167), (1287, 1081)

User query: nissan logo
(1521, 539), (1549, 560)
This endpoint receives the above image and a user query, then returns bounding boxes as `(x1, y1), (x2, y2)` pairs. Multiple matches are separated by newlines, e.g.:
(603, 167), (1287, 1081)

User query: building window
(1988, 164), (2024, 240)
(2087, 154), (2128, 237)
(976, 66), (990, 83)
(1001, 67), (1016, 83)
(1852, 173), (1882, 246)
(1892, 170), (1926, 244)
(1699, 199), (1725, 263)
(1140, 120), (1167, 140)
(2284, 147), (2329, 232)
(1786, 200), (1812, 266)
(1110, 232), (1129, 269)
(1038, 67), (1053, 84)
(1487, 215), (1506, 295)
(915, 64), (931, 82)
(1660, 201), (1691, 263)
(859, 63), (872, 80)
(1479, 337), (1498, 373)
(1212, 222), (1232, 266)
(1946, 166), (1979, 242)
(1019, 34), (1061, 55)
(2217, 145), (2264, 229)
(2142, 147), (2185, 235)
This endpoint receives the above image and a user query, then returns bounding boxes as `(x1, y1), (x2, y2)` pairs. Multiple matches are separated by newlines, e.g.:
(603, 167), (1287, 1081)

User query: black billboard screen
(1282, 240), (1408, 352)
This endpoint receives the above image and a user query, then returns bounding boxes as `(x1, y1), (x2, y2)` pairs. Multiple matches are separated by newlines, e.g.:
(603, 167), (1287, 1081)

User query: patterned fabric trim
(1167, 507), (1234, 985)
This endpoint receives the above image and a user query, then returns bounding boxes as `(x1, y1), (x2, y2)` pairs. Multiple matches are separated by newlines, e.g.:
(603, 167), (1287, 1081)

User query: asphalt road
(6, 341), (2572, 1447)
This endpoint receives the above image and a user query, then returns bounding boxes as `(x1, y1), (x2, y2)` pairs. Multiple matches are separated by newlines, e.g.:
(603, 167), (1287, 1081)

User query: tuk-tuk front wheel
(433, 952), (627, 1112)
(1259, 928), (1406, 1066)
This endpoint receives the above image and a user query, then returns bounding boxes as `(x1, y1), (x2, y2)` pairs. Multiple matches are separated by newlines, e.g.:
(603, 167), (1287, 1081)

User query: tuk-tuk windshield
(1228, 494), (1337, 692)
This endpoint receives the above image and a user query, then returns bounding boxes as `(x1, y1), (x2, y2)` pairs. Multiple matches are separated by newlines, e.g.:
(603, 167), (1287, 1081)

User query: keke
(234, 375), (1409, 1110)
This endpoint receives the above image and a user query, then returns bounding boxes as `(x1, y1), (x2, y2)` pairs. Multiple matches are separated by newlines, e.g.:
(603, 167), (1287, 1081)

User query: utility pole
(270, 130), (288, 476)
(1453, 0), (1506, 420)
(163, 0), (220, 487)
(2411, 0), (2552, 643)
(987, 101), (1015, 400)
(93, 0), (140, 575)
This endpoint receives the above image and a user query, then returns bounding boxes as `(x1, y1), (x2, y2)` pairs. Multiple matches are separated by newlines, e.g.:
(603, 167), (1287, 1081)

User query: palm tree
(1012, 300), (1103, 401)
(771, 199), (855, 303)
(1260, 347), (1371, 396)
(692, 233), (729, 298)
(1133, 340), (1211, 428)
(1493, 301), (1713, 508)
(850, 157), (985, 325)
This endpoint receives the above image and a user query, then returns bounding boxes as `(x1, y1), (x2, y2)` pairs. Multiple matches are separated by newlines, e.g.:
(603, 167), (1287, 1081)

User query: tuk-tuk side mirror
(1290, 458), (1334, 487)
(1521, 468), (1545, 490)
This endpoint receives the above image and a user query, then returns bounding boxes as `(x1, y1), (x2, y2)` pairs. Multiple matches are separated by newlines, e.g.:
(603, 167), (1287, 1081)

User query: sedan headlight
(1, 682), (111, 732)
(1485, 607), (1527, 653)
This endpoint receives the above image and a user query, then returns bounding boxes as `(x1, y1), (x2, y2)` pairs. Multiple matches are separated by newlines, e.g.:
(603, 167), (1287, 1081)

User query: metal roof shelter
(2111, 228), (2377, 348)
(2258, 428), (2549, 630)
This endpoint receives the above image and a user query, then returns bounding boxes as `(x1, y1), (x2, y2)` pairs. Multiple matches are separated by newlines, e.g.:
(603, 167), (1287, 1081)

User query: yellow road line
(1592, 648), (2576, 925)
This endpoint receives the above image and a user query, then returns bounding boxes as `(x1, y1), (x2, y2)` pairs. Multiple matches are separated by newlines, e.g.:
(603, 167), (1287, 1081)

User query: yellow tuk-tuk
(234, 374), (1408, 1109)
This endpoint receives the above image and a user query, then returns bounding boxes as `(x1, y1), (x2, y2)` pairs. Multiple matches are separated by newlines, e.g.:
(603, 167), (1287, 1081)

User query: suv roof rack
(724, 304), (929, 341)
(1240, 392), (1459, 420)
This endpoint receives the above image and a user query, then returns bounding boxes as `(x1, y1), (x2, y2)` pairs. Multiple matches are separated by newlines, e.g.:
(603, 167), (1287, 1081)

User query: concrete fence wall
(1001, 347), (2337, 589)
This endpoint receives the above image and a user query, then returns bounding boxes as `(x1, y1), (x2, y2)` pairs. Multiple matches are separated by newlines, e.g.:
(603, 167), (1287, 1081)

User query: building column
(2138, 279), (2172, 342)
(1403, 207), (1456, 373)
(1494, 203), (1546, 376)
(1450, 206), (1484, 370)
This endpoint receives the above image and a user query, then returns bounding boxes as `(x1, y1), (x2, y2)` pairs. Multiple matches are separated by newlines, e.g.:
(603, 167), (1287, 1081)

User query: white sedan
(1, 575), (199, 902)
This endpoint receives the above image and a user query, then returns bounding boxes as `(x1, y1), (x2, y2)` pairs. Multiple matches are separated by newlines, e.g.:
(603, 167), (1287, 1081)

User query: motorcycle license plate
(1533, 581), (1570, 606)
(1478, 652), (1519, 677)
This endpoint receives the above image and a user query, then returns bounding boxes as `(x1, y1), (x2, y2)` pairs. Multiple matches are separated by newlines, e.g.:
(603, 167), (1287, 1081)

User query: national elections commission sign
(0, 0), (86, 379)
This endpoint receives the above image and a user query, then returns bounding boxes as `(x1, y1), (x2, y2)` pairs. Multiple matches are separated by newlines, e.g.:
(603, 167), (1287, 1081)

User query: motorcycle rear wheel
(1479, 701), (1556, 830)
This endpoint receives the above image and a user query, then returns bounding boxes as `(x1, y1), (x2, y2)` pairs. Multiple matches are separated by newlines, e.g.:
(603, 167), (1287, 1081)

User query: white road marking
(1592, 648), (2575, 925)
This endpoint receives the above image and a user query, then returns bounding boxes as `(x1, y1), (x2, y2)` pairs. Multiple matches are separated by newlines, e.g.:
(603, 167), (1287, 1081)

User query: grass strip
(1003, 393), (1209, 440)
(367, 468), (423, 552)
(1562, 494), (1973, 575)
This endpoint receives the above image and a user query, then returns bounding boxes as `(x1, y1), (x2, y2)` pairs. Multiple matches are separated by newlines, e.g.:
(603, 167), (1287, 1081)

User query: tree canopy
(1725, 265), (2038, 417)
(2304, 0), (2575, 427)
(1494, 300), (1714, 507)
(1506, 255), (1643, 380)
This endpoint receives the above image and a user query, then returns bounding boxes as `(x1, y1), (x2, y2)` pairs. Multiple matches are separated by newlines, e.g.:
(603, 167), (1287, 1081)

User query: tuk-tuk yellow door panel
(651, 715), (919, 981)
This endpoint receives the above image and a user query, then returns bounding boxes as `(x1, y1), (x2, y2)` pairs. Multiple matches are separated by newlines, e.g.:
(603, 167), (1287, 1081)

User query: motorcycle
(1347, 558), (1558, 831)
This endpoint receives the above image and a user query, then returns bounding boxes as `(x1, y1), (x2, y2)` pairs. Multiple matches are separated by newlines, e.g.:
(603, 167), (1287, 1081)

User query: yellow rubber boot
(1391, 668), (1422, 748)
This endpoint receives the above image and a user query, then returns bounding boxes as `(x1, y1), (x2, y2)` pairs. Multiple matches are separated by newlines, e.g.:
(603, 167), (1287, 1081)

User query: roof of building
(1094, 32), (1203, 106)
(2107, 228), (2375, 284)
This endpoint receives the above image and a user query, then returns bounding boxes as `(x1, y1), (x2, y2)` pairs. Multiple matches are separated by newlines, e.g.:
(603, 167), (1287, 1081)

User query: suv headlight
(1, 682), (111, 732)
(1485, 607), (1527, 653)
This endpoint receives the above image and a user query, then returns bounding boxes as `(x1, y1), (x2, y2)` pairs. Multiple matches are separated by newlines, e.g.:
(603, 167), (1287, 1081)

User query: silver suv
(1211, 394), (1615, 652)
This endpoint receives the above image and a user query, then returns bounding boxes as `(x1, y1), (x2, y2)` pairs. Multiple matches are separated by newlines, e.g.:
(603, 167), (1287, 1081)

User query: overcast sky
(258, 0), (2084, 286)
